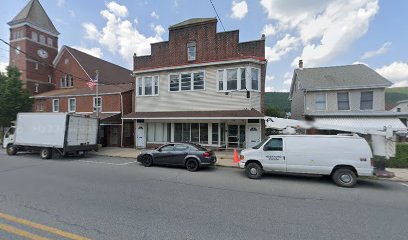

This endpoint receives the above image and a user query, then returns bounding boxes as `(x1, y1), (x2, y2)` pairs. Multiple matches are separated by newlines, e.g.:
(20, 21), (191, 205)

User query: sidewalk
(92, 147), (238, 167)
(92, 147), (408, 182)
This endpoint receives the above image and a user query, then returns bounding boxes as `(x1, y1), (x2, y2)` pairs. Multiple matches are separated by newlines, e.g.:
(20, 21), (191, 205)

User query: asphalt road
(0, 149), (407, 240)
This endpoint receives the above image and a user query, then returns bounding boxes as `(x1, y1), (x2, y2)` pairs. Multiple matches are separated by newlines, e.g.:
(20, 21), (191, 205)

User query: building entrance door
(227, 125), (246, 149)
(110, 126), (120, 146)
(136, 123), (145, 148)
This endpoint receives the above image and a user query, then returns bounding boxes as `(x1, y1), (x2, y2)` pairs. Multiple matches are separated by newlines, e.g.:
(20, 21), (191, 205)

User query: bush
(375, 143), (408, 168)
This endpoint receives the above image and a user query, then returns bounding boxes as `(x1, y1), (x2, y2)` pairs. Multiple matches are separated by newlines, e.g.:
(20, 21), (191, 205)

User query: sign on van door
(262, 138), (286, 172)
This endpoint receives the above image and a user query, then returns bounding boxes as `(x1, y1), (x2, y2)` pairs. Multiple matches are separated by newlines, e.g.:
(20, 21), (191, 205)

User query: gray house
(289, 63), (407, 132)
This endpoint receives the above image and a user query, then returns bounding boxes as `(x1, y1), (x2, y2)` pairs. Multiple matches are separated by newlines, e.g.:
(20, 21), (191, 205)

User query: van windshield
(252, 137), (269, 149)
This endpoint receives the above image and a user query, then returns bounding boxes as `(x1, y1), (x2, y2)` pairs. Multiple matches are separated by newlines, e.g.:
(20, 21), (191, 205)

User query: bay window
(136, 76), (159, 96)
(168, 71), (205, 92)
(218, 67), (260, 92)
(227, 69), (238, 90)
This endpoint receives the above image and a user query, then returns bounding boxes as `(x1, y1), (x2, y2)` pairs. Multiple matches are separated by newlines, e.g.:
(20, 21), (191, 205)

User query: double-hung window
(39, 35), (45, 44)
(251, 68), (260, 91)
(32, 32), (38, 42)
(52, 99), (59, 112)
(187, 42), (196, 61)
(61, 74), (73, 88)
(68, 98), (76, 112)
(218, 67), (260, 91)
(169, 71), (205, 92)
(227, 69), (238, 91)
(337, 92), (350, 110)
(93, 97), (102, 112)
(360, 91), (373, 110)
(136, 76), (159, 96)
(315, 93), (326, 111)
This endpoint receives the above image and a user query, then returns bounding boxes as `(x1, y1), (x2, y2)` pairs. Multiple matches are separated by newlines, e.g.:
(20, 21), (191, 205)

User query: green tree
(265, 106), (285, 118)
(0, 66), (33, 132)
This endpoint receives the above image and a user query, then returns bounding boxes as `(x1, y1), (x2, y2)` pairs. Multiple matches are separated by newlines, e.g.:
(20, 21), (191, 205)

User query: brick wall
(53, 50), (89, 89)
(134, 20), (265, 70)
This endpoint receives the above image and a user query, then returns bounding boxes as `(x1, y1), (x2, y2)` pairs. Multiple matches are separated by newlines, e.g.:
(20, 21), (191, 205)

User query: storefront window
(212, 123), (219, 145)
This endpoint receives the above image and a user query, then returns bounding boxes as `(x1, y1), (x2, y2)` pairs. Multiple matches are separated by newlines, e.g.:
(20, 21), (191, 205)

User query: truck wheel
(6, 145), (17, 156)
(40, 148), (52, 159)
(245, 162), (263, 179)
(332, 168), (357, 188)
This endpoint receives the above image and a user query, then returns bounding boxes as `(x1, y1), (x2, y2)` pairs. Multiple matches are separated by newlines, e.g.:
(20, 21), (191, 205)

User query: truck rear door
(261, 137), (286, 172)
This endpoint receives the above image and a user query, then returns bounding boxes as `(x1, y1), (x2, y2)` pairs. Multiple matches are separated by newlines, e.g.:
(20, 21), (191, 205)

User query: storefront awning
(122, 109), (264, 120)
(313, 117), (408, 132)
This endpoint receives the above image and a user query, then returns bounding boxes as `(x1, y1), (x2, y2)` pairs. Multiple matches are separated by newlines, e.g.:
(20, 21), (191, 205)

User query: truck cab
(2, 127), (16, 149)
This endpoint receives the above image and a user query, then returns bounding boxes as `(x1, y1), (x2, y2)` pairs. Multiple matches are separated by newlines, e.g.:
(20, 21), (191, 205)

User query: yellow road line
(0, 212), (91, 240)
(0, 223), (50, 240)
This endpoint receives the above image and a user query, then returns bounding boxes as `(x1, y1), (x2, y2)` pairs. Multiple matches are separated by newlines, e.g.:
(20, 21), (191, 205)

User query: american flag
(86, 72), (99, 89)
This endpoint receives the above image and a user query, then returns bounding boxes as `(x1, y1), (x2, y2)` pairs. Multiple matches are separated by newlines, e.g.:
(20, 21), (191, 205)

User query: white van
(239, 135), (374, 187)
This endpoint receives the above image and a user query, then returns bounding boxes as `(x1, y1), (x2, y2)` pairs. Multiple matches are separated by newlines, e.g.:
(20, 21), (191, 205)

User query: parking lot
(0, 149), (407, 240)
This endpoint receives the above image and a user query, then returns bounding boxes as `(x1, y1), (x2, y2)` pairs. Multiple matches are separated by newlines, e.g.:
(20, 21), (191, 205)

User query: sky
(1, 0), (408, 92)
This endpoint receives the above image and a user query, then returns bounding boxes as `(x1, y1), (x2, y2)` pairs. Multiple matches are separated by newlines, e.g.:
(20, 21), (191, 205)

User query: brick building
(8, 0), (134, 147)
(124, 18), (267, 149)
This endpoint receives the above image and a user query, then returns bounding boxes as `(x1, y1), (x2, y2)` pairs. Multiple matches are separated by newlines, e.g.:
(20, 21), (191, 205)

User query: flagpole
(96, 70), (99, 118)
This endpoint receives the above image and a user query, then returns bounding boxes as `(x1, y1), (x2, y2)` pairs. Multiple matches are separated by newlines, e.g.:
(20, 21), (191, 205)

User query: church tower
(8, 0), (59, 94)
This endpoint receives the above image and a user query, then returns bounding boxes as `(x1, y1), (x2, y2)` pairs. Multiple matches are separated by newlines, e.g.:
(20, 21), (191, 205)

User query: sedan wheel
(185, 159), (199, 172)
(142, 155), (153, 167)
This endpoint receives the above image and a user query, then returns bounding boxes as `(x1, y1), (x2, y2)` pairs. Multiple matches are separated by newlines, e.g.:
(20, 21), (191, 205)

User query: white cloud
(266, 74), (275, 82)
(360, 42), (391, 60)
(265, 86), (275, 92)
(261, 0), (379, 67)
(265, 34), (300, 62)
(262, 24), (276, 37)
(0, 61), (7, 74)
(376, 62), (408, 87)
(107, 1), (128, 18)
(352, 61), (369, 66)
(230, 0), (248, 19)
(151, 11), (159, 19)
(82, 1), (165, 64)
(72, 46), (103, 58)
(57, 0), (65, 7)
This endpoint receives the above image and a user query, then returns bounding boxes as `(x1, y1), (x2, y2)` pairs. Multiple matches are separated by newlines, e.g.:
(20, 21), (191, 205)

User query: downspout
(120, 93), (124, 148)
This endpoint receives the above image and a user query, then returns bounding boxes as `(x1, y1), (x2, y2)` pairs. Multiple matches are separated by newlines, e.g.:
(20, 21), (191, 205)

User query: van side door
(261, 137), (286, 172)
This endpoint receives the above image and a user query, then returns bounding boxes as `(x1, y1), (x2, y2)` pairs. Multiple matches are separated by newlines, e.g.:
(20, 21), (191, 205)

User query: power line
(209, 0), (226, 31)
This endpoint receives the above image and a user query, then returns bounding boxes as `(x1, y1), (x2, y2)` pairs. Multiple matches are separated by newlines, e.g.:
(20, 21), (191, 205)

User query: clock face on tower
(37, 49), (48, 59)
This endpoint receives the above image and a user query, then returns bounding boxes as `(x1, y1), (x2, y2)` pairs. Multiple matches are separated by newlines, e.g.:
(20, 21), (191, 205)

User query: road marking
(0, 223), (50, 240)
(0, 212), (91, 240)
(399, 182), (408, 188)
(77, 160), (139, 166)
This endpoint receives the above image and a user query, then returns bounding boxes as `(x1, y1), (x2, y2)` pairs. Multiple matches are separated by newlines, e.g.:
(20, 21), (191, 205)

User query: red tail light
(203, 152), (212, 157)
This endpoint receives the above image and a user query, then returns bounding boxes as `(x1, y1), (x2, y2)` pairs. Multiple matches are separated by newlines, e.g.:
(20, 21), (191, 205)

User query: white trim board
(134, 58), (266, 74)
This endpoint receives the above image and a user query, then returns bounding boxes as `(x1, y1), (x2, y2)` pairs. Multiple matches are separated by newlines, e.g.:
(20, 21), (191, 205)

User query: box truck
(2, 113), (99, 159)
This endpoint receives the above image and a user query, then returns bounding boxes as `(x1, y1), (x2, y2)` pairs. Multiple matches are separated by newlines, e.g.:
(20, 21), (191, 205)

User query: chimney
(298, 59), (303, 69)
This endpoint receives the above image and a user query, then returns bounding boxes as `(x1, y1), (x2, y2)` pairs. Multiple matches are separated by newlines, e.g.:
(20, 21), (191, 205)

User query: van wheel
(6, 145), (17, 156)
(40, 148), (52, 159)
(245, 162), (263, 179)
(332, 168), (357, 188)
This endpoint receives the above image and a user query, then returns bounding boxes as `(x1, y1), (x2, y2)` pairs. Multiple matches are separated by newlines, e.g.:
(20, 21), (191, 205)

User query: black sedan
(137, 143), (217, 171)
